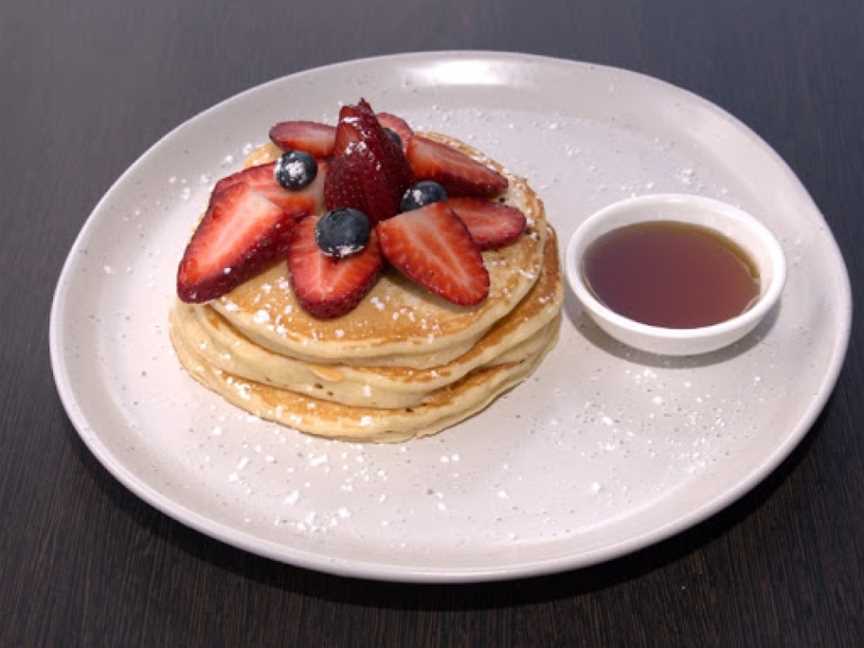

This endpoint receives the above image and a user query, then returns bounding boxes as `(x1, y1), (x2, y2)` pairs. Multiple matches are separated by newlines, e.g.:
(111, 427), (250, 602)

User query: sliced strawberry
(377, 202), (489, 305)
(447, 197), (527, 250)
(212, 161), (327, 214)
(406, 136), (508, 198)
(178, 162), (326, 303)
(269, 121), (336, 158)
(288, 214), (383, 318)
(331, 105), (363, 157)
(268, 114), (412, 157)
(376, 112), (414, 151)
(324, 99), (413, 224)
(178, 184), (300, 303)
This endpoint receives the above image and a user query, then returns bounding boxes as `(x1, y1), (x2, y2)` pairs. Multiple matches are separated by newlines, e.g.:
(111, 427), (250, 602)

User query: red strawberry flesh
(213, 161), (327, 213)
(178, 185), (294, 302)
(406, 136), (507, 198)
(446, 197), (527, 250)
(376, 112), (414, 151)
(332, 111), (362, 157)
(177, 162), (326, 303)
(288, 214), (383, 319)
(269, 121), (336, 158)
(377, 202), (489, 305)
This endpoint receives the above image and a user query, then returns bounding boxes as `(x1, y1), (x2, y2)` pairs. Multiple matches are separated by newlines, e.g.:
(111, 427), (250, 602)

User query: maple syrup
(583, 221), (760, 328)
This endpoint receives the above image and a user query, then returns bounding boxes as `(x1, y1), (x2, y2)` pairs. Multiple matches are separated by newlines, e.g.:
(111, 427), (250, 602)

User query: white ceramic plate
(50, 52), (851, 582)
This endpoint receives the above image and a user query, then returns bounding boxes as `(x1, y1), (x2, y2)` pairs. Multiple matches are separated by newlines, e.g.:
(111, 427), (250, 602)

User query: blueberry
(384, 127), (402, 149)
(315, 208), (371, 259)
(400, 181), (448, 212)
(275, 150), (317, 190)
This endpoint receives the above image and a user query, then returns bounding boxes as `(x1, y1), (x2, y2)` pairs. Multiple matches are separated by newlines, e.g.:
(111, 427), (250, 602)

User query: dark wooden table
(3, 0), (862, 645)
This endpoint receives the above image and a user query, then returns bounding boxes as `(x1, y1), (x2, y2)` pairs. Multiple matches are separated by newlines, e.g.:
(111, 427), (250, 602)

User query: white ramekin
(565, 194), (786, 356)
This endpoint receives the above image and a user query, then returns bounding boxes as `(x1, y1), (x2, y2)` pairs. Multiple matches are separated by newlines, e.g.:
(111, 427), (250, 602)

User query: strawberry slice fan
(177, 98), (527, 318)
(170, 96), (560, 443)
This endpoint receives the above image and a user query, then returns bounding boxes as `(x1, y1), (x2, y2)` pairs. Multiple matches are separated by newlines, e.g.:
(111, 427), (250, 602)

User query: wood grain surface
(2, 0), (862, 646)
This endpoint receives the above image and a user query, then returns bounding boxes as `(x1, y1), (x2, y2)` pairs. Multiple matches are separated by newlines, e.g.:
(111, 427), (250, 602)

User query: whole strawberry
(324, 99), (413, 225)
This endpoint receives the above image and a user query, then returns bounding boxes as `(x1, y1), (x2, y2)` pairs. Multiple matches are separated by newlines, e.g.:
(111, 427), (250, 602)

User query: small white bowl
(565, 194), (786, 356)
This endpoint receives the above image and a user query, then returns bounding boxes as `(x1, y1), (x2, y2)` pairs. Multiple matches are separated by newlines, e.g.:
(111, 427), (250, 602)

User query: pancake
(170, 130), (562, 442)
(171, 316), (559, 443)
(170, 229), (562, 408)
(209, 134), (548, 369)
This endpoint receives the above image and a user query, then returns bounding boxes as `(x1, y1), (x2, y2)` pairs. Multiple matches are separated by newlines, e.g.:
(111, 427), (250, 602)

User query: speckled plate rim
(50, 51), (852, 583)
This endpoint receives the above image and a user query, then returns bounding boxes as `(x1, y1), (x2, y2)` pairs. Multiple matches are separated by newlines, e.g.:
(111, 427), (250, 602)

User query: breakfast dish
(53, 53), (851, 581)
(169, 99), (563, 441)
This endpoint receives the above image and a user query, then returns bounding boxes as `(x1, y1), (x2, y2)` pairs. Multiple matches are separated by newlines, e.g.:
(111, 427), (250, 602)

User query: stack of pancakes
(170, 136), (563, 442)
